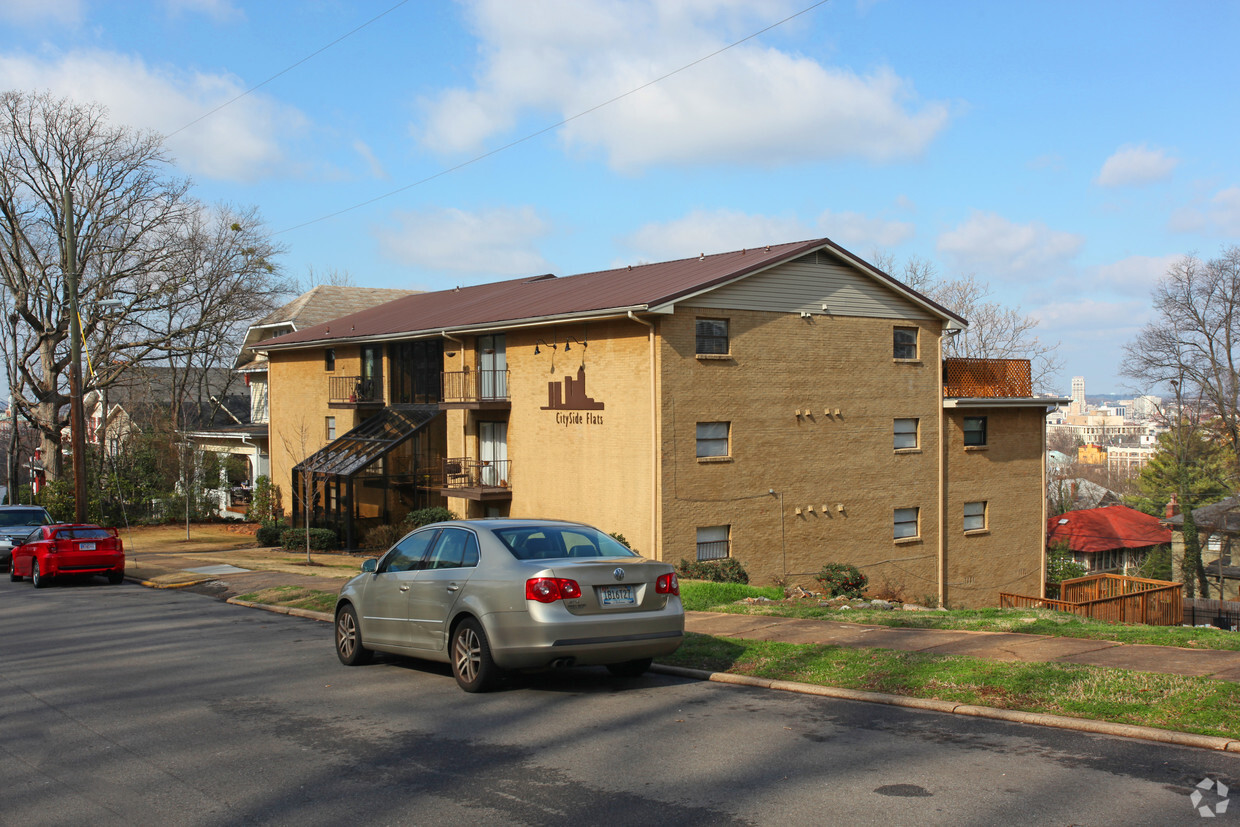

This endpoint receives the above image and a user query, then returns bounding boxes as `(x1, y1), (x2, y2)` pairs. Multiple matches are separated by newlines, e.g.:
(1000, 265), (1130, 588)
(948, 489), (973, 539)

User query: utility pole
(65, 188), (87, 523)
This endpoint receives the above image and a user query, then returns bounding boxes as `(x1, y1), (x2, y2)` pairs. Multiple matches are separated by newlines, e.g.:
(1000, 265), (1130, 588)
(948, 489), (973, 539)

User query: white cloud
(352, 141), (388, 180)
(1085, 254), (1177, 293)
(1169, 185), (1240, 237)
(417, 0), (951, 170)
(1096, 143), (1178, 188)
(0, 50), (304, 181)
(374, 206), (553, 278)
(620, 209), (811, 263)
(815, 208), (914, 248)
(165, 0), (244, 23)
(0, 0), (81, 25)
(936, 211), (1084, 280)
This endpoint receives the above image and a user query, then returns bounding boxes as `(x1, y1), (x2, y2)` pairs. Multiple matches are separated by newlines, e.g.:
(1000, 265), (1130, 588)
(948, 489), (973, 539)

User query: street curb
(651, 664), (1240, 753)
(124, 575), (211, 590)
(226, 597), (333, 622)
(189, 593), (1240, 753)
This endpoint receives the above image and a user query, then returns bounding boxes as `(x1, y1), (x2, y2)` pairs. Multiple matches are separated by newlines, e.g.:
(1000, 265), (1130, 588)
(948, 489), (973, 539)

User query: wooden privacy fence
(1000, 573), (1182, 626)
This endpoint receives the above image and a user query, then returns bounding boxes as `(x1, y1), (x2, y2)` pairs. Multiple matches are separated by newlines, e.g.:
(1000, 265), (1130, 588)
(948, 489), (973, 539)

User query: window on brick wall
(325, 416), (336, 440)
(964, 501), (987, 531)
(325, 348), (336, 371)
(893, 326), (918, 359)
(697, 525), (730, 560)
(964, 416), (988, 446)
(894, 507), (920, 540)
(894, 418), (919, 450)
(696, 421), (730, 457)
(696, 318), (729, 355)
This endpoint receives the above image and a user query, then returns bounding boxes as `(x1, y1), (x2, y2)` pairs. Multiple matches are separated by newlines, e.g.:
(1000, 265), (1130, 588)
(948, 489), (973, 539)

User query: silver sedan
(334, 519), (684, 692)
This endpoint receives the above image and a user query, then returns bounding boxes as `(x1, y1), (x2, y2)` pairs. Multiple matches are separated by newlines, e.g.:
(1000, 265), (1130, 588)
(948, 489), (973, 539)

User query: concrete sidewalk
(125, 550), (1240, 683)
(686, 611), (1240, 682)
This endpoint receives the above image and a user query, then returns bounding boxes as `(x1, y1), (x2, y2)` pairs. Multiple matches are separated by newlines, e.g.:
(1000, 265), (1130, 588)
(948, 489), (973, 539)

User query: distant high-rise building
(1071, 376), (1086, 414)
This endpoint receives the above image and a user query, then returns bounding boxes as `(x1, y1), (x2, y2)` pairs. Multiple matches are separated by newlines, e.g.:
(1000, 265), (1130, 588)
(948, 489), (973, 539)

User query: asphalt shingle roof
(259, 238), (962, 351)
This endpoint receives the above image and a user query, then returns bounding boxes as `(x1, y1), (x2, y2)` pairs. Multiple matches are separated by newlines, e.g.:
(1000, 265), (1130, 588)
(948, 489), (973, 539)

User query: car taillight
(525, 577), (582, 603)
(46, 541), (58, 554)
(656, 572), (679, 596)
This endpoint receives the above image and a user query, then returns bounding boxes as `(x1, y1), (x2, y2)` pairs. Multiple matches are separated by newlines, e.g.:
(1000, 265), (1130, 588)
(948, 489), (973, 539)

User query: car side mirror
(361, 558), (378, 573)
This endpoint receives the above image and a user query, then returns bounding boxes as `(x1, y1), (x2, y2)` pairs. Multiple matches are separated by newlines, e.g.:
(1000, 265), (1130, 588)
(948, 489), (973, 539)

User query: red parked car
(9, 524), (125, 588)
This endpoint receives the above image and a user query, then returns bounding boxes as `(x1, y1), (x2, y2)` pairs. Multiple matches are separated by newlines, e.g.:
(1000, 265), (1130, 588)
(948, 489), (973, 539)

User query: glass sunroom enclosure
(290, 405), (446, 549)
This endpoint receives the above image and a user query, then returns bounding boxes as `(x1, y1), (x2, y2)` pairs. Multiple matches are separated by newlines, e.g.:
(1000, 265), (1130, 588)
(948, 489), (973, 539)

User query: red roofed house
(255, 238), (1069, 607)
(1047, 505), (1172, 574)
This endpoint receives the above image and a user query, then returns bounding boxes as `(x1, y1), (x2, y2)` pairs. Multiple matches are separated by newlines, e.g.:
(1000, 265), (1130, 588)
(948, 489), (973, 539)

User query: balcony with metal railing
(424, 456), (512, 501)
(942, 358), (1032, 398)
(328, 375), (383, 408)
(440, 369), (510, 410)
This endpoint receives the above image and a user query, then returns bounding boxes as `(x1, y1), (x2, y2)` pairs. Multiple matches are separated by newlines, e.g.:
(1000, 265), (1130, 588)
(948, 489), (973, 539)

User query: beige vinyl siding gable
(689, 251), (936, 321)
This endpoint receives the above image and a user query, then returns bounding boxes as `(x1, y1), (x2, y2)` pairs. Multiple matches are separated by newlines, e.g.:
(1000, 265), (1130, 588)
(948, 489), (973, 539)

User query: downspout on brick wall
(627, 312), (659, 560)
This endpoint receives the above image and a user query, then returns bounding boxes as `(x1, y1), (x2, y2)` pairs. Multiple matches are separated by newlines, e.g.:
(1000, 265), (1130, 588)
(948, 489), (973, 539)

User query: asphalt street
(1, 577), (1236, 826)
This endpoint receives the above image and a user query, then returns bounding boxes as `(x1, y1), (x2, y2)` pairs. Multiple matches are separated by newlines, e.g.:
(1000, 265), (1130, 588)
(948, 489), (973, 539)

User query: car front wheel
(9, 559), (20, 582)
(31, 560), (48, 589)
(335, 604), (372, 666)
(451, 617), (500, 693)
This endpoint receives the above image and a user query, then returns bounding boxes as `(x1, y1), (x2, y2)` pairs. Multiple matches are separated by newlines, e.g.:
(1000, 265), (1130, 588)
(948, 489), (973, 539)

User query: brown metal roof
(259, 238), (964, 350)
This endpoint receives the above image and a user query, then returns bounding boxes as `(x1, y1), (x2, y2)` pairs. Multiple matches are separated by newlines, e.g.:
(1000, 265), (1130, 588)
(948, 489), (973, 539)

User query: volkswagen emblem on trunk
(613, 567), (626, 582)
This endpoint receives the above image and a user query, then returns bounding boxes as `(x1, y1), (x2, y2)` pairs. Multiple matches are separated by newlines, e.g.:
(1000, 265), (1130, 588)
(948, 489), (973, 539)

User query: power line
(275, 0), (833, 236)
(165, 0), (412, 139)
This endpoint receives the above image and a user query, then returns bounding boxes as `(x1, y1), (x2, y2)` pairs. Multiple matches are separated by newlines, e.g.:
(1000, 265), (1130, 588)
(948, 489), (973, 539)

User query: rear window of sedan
(0, 508), (51, 527)
(54, 528), (112, 540)
(492, 527), (638, 560)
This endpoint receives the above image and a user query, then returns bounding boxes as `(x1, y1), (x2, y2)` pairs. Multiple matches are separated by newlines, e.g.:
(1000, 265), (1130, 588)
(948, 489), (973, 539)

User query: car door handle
(399, 586), (409, 592)
(447, 584), (459, 592)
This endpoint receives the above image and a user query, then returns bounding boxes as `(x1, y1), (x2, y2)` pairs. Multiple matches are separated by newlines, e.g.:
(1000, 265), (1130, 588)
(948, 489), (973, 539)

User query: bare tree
(1121, 247), (1240, 468)
(0, 91), (288, 478)
(292, 265), (356, 295)
(870, 250), (1063, 392)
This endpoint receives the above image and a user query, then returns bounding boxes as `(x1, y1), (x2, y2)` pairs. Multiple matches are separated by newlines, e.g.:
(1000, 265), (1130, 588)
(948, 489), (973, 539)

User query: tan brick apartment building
(257, 238), (1065, 607)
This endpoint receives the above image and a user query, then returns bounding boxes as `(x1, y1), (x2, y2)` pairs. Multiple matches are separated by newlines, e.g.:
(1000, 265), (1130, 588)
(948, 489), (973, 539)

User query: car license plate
(79, 542), (96, 550)
(599, 585), (635, 606)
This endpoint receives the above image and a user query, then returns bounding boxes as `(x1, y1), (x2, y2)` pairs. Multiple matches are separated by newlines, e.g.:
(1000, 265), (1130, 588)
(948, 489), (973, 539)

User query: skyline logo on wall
(543, 365), (604, 425)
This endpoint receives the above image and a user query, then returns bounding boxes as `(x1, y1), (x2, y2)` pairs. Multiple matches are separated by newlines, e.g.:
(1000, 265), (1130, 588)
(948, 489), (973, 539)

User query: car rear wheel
(605, 657), (653, 678)
(107, 571), (123, 585)
(31, 560), (48, 589)
(452, 618), (499, 693)
(335, 604), (372, 666)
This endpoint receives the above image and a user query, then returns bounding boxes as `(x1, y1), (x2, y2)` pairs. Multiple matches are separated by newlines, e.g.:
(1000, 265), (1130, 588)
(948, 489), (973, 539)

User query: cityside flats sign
(542, 366), (604, 425)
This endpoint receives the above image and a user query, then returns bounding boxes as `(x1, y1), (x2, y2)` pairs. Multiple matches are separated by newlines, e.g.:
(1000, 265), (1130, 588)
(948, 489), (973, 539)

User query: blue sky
(3, 0), (1238, 395)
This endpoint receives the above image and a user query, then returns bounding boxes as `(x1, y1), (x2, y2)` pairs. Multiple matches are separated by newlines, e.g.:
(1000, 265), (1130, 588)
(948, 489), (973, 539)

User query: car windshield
(0, 508), (50, 527)
(492, 526), (638, 561)
(55, 528), (111, 540)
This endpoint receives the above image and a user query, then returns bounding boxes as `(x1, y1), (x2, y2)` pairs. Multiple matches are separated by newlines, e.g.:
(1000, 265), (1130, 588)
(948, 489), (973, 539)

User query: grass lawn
(236, 586), (338, 614)
(121, 523), (367, 577)
(662, 632), (1240, 739)
(680, 580), (1240, 651)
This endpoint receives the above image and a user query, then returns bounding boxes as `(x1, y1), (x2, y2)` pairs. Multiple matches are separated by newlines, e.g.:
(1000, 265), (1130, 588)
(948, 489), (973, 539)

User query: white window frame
(696, 421), (730, 458)
(325, 416), (336, 440)
(696, 525), (730, 561)
(964, 501), (987, 532)
(893, 326), (918, 360)
(894, 507), (920, 540)
(894, 418), (919, 450)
